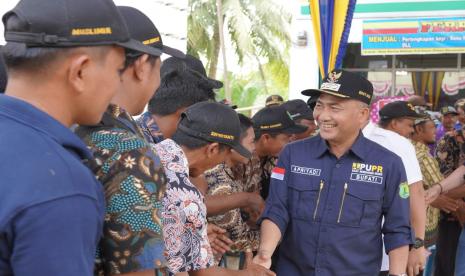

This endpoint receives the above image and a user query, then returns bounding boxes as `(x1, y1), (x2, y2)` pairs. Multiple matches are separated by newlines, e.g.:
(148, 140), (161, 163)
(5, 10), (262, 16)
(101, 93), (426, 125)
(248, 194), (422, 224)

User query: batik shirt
(435, 130), (465, 176)
(413, 141), (442, 247)
(75, 104), (167, 275)
(205, 163), (260, 252)
(234, 154), (277, 199)
(136, 111), (164, 144)
(153, 139), (215, 274)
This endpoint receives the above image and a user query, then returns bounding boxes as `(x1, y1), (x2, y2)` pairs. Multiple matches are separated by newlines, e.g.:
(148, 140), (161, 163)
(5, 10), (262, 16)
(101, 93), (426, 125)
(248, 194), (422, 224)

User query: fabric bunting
(309, 0), (357, 78)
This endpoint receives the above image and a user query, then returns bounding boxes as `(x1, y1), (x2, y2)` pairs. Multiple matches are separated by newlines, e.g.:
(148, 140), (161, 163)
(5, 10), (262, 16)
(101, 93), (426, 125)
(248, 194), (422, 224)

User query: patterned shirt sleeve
(435, 134), (459, 176)
(88, 129), (167, 275)
(154, 140), (215, 274)
(205, 166), (260, 252)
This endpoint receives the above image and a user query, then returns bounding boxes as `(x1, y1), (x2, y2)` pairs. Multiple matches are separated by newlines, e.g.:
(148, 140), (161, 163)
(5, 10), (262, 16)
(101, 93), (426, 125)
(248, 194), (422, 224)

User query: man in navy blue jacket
(254, 70), (413, 276)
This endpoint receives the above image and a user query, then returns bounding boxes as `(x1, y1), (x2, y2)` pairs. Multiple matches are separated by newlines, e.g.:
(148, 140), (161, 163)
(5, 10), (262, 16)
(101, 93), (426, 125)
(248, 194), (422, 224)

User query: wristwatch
(412, 238), (424, 249)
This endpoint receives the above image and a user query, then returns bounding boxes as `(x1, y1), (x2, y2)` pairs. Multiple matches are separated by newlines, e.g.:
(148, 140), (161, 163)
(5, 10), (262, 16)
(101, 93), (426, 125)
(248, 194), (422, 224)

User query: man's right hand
(243, 250), (275, 276)
(431, 195), (460, 213)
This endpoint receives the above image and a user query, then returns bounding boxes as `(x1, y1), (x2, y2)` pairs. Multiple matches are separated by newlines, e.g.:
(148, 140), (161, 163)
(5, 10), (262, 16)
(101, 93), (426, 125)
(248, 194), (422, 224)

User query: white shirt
(363, 122), (422, 271)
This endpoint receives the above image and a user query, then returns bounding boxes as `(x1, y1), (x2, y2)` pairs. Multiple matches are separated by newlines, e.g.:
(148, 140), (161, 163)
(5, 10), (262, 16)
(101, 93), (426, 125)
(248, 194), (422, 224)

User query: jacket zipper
(313, 180), (325, 220)
(337, 183), (348, 223)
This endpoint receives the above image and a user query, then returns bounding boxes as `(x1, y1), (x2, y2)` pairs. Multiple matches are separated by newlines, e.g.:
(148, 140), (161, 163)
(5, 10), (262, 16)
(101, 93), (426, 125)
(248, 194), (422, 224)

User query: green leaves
(187, 0), (291, 108)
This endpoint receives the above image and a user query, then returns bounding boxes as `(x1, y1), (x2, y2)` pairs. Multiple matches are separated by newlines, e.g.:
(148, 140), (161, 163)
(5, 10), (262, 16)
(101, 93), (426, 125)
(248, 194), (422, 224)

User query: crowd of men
(1, 0), (465, 276)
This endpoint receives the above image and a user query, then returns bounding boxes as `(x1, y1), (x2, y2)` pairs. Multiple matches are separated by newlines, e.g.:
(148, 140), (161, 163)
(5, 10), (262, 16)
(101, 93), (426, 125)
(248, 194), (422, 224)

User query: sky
(0, 0), (189, 50)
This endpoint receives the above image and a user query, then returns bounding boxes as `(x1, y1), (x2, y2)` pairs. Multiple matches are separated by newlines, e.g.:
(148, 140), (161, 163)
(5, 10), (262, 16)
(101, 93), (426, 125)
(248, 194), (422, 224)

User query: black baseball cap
(265, 94), (284, 107)
(440, 106), (459, 116)
(252, 105), (308, 136)
(282, 99), (314, 121)
(2, 0), (160, 56)
(177, 102), (251, 158)
(117, 6), (185, 58)
(301, 69), (374, 105)
(379, 101), (424, 120)
(219, 99), (238, 109)
(161, 55), (222, 89)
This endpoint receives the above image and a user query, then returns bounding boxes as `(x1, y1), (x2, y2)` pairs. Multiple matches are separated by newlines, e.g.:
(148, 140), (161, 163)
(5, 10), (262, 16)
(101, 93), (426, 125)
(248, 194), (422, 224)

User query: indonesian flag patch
(271, 167), (285, 180)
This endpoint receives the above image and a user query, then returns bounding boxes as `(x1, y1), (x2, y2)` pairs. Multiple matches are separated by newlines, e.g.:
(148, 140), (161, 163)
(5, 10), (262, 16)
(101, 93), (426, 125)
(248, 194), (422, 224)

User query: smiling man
(254, 70), (413, 276)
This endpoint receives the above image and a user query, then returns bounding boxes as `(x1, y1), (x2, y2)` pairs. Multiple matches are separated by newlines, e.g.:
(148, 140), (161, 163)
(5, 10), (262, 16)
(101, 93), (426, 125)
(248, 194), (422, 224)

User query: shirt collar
(158, 139), (190, 175)
(362, 121), (376, 137)
(0, 94), (92, 160)
(412, 140), (429, 153)
(101, 104), (145, 137)
(313, 132), (367, 161)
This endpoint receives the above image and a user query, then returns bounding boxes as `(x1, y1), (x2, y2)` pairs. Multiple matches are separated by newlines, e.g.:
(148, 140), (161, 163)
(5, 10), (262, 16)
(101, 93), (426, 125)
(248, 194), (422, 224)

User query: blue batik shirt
(76, 104), (168, 275)
(136, 111), (164, 144)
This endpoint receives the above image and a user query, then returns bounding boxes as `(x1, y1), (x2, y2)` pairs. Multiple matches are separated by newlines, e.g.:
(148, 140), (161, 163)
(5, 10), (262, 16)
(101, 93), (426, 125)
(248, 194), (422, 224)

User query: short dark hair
(148, 70), (215, 116)
(2, 14), (74, 72)
(238, 113), (253, 140)
(172, 129), (230, 152)
(120, 49), (159, 73)
(378, 118), (393, 129)
(254, 129), (281, 141)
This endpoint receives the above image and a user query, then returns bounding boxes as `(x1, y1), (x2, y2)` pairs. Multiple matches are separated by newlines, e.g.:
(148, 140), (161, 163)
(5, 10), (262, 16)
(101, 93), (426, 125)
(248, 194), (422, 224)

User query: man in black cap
(74, 6), (186, 275)
(249, 105), (307, 200)
(137, 54), (218, 144)
(282, 99), (317, 141)
(379, 101), (424, 139)
(153, 101), (274, 276)
(364, 101), (427, 275)
(265, 94), (284, 107)
(437, 106), (459, 143)
(255, 70), (412, 275)
(0, 0), (163, 275)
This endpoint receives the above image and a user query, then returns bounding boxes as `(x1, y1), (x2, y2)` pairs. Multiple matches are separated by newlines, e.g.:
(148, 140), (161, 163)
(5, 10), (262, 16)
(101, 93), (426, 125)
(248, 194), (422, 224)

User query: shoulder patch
(271, 167), (285, 180)
(399, 182), (410, 199)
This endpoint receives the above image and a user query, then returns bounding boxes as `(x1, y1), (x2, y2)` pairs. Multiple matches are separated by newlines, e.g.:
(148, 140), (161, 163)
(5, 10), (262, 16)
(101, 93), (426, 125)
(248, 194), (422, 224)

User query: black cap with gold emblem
(379, 101), (424, 120)
(439, 106), (459, 116)
(252, 105), (308, 137)
(117, 6), (185, 58)
(301, 69), (374, 105)
(177, 101), (251, 158)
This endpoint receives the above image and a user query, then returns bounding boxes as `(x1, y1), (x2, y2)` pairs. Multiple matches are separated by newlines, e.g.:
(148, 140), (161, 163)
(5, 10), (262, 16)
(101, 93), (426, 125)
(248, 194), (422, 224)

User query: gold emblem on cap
(210, 131), (234, 140)
(407, 103), (415, 111)
(358, 91), (371, 99)
(142, 36), (161, 45)
(327, 71), (342, 83)
(260, 123), (282, 129)
(71, 27), (112, 36)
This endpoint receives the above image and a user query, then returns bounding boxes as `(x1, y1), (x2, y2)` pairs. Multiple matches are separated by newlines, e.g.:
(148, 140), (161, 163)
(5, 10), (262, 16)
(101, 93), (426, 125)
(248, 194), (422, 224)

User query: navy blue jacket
(0, 95), (105, 275)
(261, 133), (414, 275)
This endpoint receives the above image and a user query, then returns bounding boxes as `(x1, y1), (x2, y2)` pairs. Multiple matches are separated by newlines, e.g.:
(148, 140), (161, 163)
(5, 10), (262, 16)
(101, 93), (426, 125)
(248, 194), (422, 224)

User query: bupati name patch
(351, 162), (384, 184)
(291, 165), (321, 176)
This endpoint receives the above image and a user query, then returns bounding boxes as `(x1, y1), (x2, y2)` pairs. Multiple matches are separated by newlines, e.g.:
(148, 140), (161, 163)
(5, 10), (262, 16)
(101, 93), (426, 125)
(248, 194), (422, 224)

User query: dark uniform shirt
(0, 95), (105, 275)
(261, 134), (413, 275)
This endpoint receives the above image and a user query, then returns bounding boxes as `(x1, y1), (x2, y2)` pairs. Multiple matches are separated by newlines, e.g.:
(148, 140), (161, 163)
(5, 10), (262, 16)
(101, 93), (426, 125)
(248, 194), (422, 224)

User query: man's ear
(133, 54), (150, 81)
(67, 53), (92, 94)
(205, 142), (220, 158)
